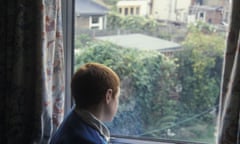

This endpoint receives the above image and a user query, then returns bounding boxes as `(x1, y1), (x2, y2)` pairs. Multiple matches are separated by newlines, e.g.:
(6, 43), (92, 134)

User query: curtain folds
(41, 0), (65, 143)
(216, 0), (240, 143)
(0, 0), (65, 144)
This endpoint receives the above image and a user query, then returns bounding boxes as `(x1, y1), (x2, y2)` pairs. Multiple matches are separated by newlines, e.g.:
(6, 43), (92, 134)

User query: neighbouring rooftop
(96, 33), (181, 52)
(75, 0), (108, 16)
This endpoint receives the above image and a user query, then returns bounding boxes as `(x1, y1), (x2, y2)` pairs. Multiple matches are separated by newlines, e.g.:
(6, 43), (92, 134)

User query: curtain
(216, 0), (240, 143)
(0, 0), (65, 144)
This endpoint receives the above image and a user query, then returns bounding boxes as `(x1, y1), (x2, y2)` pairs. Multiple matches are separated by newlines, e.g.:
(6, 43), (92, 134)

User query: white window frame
(89, 16), (103, 30)
(197, 11), (206, 21)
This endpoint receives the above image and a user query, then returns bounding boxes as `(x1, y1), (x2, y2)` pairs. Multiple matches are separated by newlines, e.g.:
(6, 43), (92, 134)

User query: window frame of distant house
(89, 15), (103, 30)
(124, 7), (128, 15)
(62, 0), (221, 144)
(198, 11), (206, 21)
(130, 7), (134, 15)
(119, 7), (122, 14)
(136, 6), (140, 15)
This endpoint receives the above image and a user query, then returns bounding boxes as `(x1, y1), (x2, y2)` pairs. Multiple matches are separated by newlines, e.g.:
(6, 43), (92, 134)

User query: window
(208, 18), (212, 23)
(89, 16), (103, 30)
(119, 8), (122, 14)
(124, 7), (128, 15)
(130, 7), (134, 15)
(69, 0), (229, 143)
(198, 12), (205, 21)
(136, 7), (140, 15)
(91, 16), (99, 24)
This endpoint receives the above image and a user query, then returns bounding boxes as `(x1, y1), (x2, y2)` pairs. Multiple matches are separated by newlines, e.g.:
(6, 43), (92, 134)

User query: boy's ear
(105, 89), (113, 104)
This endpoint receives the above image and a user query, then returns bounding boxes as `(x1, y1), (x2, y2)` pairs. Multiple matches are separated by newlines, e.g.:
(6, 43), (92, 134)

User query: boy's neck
(85, 104), (104, 121)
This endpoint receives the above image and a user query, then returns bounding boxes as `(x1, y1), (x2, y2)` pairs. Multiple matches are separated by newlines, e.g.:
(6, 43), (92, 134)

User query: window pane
(92, 16), (99, 24)
(125, 8), (128, 15)
(74, 0), (229, 143)
(119, 8), (122, 14)
(130, 7), (134, 15)
(136, 7), (140, 15)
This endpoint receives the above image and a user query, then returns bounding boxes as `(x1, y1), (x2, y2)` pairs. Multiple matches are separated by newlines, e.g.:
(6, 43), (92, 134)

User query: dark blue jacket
(50, 110), (108, 144)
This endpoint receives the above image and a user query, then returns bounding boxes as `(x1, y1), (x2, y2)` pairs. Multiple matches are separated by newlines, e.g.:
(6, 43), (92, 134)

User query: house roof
(96, 34), (181, 52)
(117, 0), (150, 7)
(190, 5), (223, 11)
(75, 0), (108, 16)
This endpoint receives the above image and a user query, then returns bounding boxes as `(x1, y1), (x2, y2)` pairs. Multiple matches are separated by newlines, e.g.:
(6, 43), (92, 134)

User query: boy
(50, 62), (120, 144)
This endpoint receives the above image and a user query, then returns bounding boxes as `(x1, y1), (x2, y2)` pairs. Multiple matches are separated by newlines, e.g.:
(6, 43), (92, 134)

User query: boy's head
(71, 62), (120, 121)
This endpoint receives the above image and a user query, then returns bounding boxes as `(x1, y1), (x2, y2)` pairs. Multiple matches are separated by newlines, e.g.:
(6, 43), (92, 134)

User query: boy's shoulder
(50, 110), (108, 144)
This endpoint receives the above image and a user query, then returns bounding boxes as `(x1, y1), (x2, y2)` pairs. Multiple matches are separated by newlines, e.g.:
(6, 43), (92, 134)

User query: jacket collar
(74, 108), (110, 141)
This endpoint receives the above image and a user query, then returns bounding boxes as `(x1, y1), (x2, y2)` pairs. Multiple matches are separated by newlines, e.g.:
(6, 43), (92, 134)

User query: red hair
(71, 63), (120, 109)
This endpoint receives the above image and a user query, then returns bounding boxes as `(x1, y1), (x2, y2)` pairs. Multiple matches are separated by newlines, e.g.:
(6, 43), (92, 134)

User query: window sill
(110, 135), (208, 144)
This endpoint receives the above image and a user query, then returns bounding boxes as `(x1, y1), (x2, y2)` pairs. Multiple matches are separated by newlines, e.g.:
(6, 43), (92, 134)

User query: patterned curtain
(0, 0), (65, 144)
(216, 0), (240, 143)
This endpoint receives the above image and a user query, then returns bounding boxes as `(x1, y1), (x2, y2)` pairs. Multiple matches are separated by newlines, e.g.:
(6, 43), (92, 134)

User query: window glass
(130, 7), (134, 15)
(124, 7), (128, 15)
(119, 8), (122, 14)
(136, 7), (140, 15)
(74, 0), (228, 143)
(92, 16), (99, 24)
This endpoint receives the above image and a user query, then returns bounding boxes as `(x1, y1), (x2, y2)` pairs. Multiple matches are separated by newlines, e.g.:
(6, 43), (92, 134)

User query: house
(189, 0), (230, 24)
(116, 0), (151, 16)
(75, 0), (108, 30)
(188, 5), (224, 24)
(117, 0), (191, 24)
(96, 33), (181, 57)
(151, 0), (191, 23)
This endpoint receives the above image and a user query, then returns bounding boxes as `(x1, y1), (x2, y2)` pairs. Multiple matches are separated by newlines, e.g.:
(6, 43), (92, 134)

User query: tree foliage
(106, 12), (171, 39)
(175, 22), (224, 123)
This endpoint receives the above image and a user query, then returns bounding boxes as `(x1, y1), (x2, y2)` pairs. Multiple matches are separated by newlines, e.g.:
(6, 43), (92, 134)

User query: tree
(106, 12), (171, 39)
(175, 22), (224, 123)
